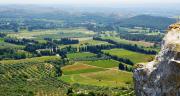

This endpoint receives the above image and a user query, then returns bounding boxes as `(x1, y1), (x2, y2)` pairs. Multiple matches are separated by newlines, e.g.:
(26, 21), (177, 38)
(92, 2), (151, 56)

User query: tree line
(118, 63), (133, 72)
(0, 33), (7, 38)
(119, 33), (163, 43)
(94, 37), (157, 55)
(52, 38), (79, 45)
(104, 52), (134, 65)
(0, 48), (33, 60)
(4, 38), (39, 45)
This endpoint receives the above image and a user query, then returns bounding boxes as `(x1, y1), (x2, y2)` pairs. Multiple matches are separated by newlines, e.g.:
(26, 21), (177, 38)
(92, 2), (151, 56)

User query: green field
(60, 61), (133, 87)
(79, 40), (111, 45)
(103, 48), (154, 64)
(0, 38), (4, 42)
(36, 32), (92, 39)
(118, 27), (157, 33)
(8, 28), (95, 39)
(0, 42), (25, 49)
(60, 40), (112, 49)
(67, 52), (97, 59)
(83, 59), (120, 68)
(0, 56), (61, 64)
(62, 62), (106, 75)
(60, 70), (132, 87)
(101, 36), (154, 47)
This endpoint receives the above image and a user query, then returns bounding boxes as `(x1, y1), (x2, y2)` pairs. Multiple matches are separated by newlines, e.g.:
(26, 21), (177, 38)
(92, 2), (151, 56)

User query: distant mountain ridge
(117, 15), (176, 30)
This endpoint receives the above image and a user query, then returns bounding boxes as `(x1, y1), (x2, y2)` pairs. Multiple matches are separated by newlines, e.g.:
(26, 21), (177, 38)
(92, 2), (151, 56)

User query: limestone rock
(133, 23), (180, 96)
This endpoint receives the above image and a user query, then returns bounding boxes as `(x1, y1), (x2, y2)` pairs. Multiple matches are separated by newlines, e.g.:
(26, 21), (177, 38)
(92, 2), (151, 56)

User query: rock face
(133, 23), (180, 96)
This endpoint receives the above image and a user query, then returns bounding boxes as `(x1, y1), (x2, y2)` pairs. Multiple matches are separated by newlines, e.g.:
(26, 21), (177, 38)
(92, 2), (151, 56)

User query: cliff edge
(133, 23), (180, 96)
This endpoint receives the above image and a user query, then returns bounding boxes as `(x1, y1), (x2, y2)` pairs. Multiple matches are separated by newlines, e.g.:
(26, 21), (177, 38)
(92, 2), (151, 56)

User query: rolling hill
(116, 15), (176, 30)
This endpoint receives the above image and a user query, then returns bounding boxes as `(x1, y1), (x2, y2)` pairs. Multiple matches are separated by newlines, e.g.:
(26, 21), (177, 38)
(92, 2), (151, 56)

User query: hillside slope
(134, 23), (180, 96)
(0, 56), (69, 96)
(117, 15), (176, 30)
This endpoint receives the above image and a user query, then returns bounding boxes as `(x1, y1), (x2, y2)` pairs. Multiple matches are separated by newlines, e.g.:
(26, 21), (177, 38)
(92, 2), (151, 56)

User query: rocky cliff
(133, 23), (180, 96)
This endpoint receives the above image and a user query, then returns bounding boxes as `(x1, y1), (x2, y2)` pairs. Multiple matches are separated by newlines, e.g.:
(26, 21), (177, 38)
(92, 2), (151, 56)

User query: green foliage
(0, 48), (33, 60)
(119, 63), (125, 70)
(1, 11), (170, 96)
(0, 56), (68, 96)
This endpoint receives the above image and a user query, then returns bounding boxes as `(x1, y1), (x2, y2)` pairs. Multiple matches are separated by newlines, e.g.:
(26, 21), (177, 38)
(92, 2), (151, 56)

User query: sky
(0, 0), (179, 5)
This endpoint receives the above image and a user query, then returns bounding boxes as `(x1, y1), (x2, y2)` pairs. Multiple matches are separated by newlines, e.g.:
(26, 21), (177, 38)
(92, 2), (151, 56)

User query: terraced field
(103, 48), (154, 64)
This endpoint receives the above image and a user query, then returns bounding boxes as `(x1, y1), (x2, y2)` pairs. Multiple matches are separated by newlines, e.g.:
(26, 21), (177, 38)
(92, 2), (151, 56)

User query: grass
(101, 36), (154, 47)
(118, 27), (153, 33)
(60, 40), (112, 49)
(0, 38), (4, 42)
(0, 56), (61, 65)
(80, 40), (111, 45)
(103, 48), (154, 64)
(0, 42), (25, 49)
(67, 52), (97, 59)
(63, 68), (106, 75)
(60, 70), (132, 87)
(62, 62), (106, 75)
(36, 32), (92, 39)
(84, 70), (132, 84)
(60, 61), (133, 87)
(8, 27), (95, 39)
(83, 59), (120, 68)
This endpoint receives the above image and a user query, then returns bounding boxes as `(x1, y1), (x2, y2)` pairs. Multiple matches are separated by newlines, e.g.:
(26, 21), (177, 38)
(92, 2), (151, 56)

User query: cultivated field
(60, 61), (133, 87)
(103, 48), (154, 63)
(0, 56), (67, 96)
(60, 40), (112, 49)
(62, 62), (106, 75)
(67, 52), (97, 59)
(0, 56), (61, 64)
(8, 28), (95, 39)
(0, 42), (25, 49)
(83, 59), (120, 68)
(101, 36), (154, 47)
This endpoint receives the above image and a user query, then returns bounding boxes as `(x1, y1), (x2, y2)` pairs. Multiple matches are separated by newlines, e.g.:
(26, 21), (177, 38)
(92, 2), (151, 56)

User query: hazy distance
(0, 0), (180, 7)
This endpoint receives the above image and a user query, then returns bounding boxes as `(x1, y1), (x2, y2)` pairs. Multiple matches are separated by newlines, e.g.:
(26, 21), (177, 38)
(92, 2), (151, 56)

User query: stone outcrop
(133, 23), (180, 96)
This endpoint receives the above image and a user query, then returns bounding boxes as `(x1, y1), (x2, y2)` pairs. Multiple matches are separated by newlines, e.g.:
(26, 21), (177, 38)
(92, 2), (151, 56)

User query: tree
(119, 63), (125, 70)
(67, 87), (73, 95)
